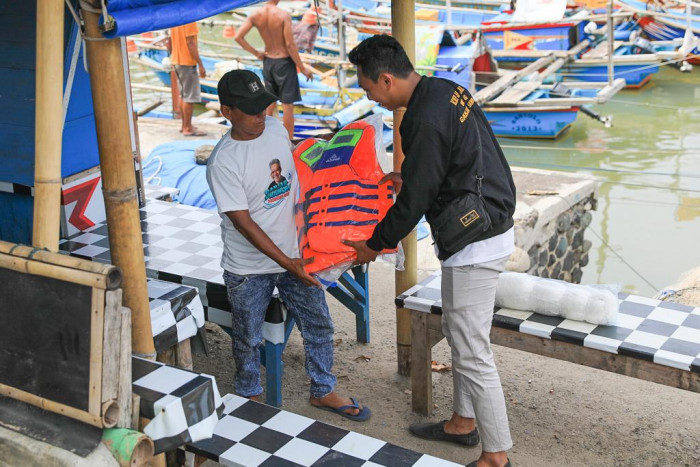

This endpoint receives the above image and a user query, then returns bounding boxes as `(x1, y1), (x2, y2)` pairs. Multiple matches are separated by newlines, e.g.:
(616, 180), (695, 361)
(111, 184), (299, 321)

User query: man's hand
(198, 64), (206, 78)
(301, 65), (313, 81)
(255, 50), (266, 61)
(379, 171), (403, 194)
(285, 257), (321, 287)
(342, 239), (379, 264)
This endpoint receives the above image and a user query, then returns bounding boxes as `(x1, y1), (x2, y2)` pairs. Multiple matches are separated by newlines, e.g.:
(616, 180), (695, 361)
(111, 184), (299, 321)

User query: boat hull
(483, 107), (579, 139)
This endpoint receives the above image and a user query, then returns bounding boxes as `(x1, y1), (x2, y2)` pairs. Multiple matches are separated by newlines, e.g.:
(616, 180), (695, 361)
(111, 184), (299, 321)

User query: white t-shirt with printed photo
(206, 117), (298, 275)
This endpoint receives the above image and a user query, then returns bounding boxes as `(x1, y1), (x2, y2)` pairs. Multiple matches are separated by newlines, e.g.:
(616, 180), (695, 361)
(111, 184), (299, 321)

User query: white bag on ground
(496, 272), (619, 325)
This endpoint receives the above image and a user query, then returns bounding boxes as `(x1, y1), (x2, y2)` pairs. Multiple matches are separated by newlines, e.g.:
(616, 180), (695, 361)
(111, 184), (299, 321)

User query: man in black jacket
(344, 35), (515, 467)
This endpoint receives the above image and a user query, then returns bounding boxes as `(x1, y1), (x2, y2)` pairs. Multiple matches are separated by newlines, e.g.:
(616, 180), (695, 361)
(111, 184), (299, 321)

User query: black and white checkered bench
(132, 356), (223, 454)
(396, 270), (700, 414)
(60, 199), (371, 407)
(184, 393), (462, 467)
(148, 279), (205, 353)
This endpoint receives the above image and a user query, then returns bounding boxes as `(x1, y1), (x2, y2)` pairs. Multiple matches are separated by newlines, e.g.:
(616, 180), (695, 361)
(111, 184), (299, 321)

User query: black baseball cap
(217, 70), (278, 115)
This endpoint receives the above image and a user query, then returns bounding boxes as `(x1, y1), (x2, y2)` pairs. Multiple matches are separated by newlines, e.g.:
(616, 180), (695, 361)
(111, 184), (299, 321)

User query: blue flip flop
(315, 397), (371, 422)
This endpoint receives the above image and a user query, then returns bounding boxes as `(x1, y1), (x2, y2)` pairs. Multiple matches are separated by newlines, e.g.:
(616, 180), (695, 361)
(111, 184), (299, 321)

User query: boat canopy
(100, 0), (264, 38)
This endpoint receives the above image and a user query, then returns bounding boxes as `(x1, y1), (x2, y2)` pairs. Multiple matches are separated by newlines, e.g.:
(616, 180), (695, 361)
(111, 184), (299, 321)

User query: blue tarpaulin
(101, 0), (264, 38)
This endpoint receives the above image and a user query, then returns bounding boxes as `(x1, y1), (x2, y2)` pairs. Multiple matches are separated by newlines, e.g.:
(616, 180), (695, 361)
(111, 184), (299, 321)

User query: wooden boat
(616, 0), (700, 64)
(480, 10), (666, 87)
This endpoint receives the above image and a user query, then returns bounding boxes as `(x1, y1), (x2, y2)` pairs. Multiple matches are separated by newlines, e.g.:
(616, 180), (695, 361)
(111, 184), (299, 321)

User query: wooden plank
(131, 394), (141, 431)
(101, 289), (123, 404)
(411, 311), (433, 416)
(490, 81), (541, 106)
(89, 288), (106, 418)
(118, 306), (133, 428)
(582, 40), (623, 59)
(490, 327), (700, 393)
(474, 54), (556, 105)
(176, 339), (194, 371)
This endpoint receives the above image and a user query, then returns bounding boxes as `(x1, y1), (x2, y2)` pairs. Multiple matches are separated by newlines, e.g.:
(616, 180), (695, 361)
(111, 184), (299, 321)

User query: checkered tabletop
(397, 271), (700, 374)
(59, 200), (232, 319)
(133, 356), (223, 454)
(148, 279), (205, 353)
(185, 393), (462, 467)
(144, 184), (181, 202)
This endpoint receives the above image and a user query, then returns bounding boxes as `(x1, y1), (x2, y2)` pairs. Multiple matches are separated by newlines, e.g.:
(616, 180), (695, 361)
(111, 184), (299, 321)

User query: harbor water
(130, 31), (700, 298)
(500, 67), (700, 297)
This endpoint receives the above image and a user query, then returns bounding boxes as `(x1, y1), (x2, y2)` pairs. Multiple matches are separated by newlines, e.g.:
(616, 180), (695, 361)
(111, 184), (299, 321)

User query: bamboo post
(82, 6), (156, 357)
(101, 428), (154, 467)
(32, 0), (64, 251)
(392, 0), (417, 376)
(606, 0), (614, 86)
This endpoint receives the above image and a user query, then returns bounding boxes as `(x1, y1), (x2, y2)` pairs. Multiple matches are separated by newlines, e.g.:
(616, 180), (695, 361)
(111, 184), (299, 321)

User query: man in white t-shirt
(206, 70), (370, 421)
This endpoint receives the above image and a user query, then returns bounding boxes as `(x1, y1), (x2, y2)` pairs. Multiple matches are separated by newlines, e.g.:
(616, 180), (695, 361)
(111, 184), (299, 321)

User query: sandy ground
(192, 258), (700, 467)
(136, 118), (700, 466)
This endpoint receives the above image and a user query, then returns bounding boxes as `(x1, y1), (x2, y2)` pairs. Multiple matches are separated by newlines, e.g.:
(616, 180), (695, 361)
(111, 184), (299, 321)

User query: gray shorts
(174, 65), (201, 103)
(263, 57), (301, 104)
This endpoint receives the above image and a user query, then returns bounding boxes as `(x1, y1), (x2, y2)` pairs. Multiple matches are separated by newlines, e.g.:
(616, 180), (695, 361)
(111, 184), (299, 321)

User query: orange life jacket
(293, 121), (396, 274)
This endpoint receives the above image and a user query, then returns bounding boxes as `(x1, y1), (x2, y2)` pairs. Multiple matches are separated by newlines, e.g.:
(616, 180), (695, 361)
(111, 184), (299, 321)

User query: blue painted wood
(263, 341), (284, 407)
(0, 192), (33, 245)
(0, 10), (100, 190)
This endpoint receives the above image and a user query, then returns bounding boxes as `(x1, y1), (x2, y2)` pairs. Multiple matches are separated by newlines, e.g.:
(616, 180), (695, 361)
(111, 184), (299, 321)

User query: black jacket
(366, 76), (516, 259)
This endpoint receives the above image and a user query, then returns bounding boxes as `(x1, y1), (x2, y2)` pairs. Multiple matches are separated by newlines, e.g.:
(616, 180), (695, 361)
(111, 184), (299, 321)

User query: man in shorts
(169, 22), (206, 136)
(234, 0), (313, 139)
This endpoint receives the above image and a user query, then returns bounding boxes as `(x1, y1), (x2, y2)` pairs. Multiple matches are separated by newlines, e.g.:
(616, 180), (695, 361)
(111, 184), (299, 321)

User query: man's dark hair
(348, 34), (414, 82)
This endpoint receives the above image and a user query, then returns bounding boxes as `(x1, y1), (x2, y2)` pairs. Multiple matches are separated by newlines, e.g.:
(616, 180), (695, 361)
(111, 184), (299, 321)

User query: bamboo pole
(101, 428), (154, 467)
(82, 7), (156, 357)
(0, 253), (114, 289)
(32, 0), (64, 251)
(0, 240), (122, 288)
(392, 0), (417, 377)
(0, 383), (103, 427)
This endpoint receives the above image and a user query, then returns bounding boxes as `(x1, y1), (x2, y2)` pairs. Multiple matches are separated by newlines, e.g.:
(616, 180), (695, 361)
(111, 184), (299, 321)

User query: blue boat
(434, 39), (624, 138)
(480, 11), (663, 87)
(617, 0), (700, 65)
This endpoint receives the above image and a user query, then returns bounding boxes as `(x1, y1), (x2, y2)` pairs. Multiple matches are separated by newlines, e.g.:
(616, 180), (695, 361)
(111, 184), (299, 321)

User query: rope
(547, 193), (660, 292)
(500, 143), (699, 155)
(142, 155), (163, 185)
(502, 159), (700, 178)
(587, 227), (659, 292)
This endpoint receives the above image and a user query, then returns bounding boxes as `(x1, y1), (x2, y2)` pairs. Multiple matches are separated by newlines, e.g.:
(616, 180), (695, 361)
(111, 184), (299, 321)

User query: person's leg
(266, 102), (277, 117)
(177, 66), (203, 135)
(281, 103), (294, 139)
(224, 271), (275, 398)
(276, 58), (301, 140)
(442, 257), (511, 466)
(181, 101), (194, 134)
(277, 272), (366, 417)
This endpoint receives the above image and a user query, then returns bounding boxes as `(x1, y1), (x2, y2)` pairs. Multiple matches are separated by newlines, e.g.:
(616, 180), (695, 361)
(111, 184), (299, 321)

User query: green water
(130, 26), (700, 297)
(500, 67), (700, 297)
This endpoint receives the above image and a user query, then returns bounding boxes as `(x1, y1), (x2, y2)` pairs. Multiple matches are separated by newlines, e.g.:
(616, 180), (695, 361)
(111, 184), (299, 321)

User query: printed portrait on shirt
(264, 158), (291, 209)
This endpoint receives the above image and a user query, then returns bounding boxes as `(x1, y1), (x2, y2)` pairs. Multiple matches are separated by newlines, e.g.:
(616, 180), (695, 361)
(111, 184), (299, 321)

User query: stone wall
(507, 168), (598, 284)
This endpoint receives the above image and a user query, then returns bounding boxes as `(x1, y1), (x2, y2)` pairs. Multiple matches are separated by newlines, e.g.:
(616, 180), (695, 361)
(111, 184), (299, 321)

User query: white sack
(496, 272), (619, 325)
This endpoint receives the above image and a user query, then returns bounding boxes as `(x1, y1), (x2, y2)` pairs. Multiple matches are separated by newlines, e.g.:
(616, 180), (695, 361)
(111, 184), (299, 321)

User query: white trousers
(441, 256), (513, 453)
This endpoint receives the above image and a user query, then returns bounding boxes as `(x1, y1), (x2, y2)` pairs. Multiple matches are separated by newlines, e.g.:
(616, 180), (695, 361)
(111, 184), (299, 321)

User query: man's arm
(226, 210), (320, 287)
(282, 15), (312, 80)
(234, 16), (265, 60)
(185, 34), (206, 78)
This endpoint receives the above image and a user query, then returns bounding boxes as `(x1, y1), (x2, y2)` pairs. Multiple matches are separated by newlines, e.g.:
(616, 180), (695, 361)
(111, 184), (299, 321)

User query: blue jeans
(223, 270), (336, 398)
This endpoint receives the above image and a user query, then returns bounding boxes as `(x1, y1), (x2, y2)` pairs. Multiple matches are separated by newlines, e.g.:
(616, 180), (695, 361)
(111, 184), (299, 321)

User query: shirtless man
(235, 0), (313, 139)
